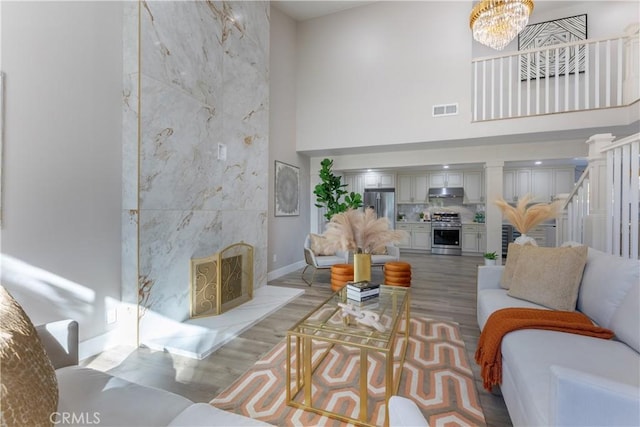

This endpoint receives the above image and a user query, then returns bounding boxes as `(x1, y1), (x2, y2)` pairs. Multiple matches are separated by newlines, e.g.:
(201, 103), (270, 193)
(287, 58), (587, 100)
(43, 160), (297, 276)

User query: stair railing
(561, 133), (639, 259)
(602, 132), (640, 259)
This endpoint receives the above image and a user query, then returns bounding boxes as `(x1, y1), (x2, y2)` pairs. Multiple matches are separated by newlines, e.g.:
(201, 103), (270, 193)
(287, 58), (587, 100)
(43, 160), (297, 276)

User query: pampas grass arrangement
(495, 194), (563, 234)
(323, 208), (408, 254)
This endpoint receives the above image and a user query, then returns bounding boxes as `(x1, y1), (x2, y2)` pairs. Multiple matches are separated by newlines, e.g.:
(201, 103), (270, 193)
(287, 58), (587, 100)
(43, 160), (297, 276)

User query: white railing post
(623, 23), (640, 104)
(585, 134), (616, 252)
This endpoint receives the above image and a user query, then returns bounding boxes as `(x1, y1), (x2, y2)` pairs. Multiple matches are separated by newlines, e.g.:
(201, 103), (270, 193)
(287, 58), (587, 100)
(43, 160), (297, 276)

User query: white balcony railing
(472, 24), (640, 122)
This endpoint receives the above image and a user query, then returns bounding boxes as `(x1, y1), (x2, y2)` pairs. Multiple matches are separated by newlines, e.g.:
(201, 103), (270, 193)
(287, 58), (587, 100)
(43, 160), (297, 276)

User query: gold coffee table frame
(286, 285), (410, 427)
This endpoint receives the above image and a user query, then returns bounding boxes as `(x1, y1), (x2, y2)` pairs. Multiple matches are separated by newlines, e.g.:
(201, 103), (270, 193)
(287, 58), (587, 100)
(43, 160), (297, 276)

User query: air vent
(432, 103), (458, 117)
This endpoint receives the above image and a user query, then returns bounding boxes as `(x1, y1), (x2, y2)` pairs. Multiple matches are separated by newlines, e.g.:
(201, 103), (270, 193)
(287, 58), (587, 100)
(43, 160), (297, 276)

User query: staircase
(560, 133), (640, 259)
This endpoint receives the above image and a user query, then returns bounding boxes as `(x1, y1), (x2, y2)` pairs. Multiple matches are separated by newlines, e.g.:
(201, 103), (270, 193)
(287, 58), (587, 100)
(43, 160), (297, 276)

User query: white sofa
(37, 319), (271, 427)
(477, 247), (640, 426)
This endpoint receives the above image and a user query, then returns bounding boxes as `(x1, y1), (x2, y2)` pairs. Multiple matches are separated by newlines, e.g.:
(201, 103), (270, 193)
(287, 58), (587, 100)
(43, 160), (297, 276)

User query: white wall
(269, 6), (311, 275)
(297, 1), (472, 152)
(1, 2), (123, 341)
(296, 1), (639, 153)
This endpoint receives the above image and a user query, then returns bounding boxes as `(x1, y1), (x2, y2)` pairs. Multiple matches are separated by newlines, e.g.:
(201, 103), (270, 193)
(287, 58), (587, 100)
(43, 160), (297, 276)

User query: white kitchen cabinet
(463, 171), (484, 204)
(503, 169), (531, 203)
(411, 224), (431, 250)
(504, 167), (575, 203)
(344, 173), (365, 197)
(396, 224), (412, 248)
(397, 223), (431, 251)
(503, 170), (516, 203)
(462, 224), (486, 253)
(516, 169), (531, 201)
(429, 171), (463, 188)
(531, 169), (553, 202)
(397, 174), (429, 203)
(365, 172), (395, 188)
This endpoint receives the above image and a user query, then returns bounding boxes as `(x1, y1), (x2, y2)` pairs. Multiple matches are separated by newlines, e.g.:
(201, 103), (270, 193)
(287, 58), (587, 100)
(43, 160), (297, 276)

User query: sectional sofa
(38, 319), (272, 426)
(476, 246), (640, 426)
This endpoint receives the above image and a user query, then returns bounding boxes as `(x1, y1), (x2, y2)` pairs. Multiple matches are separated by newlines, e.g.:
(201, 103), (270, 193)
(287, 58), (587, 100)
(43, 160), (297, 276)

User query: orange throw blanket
(475, 308), (614, 391)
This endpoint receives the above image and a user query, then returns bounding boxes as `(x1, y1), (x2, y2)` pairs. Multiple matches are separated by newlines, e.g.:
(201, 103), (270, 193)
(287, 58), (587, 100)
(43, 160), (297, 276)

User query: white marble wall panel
(138, 209), (222, 322)
(221, 2), (269, 212)
(126, 1), (270, 324)
(139, 75), (223, 210)
(140, 1), (223, 108)
(121, 210), (138, 306)
(122, 2), (139, 307)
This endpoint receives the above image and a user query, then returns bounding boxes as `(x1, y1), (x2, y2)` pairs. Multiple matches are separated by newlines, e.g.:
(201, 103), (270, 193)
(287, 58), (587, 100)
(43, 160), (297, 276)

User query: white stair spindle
(606, 40), (611, 107)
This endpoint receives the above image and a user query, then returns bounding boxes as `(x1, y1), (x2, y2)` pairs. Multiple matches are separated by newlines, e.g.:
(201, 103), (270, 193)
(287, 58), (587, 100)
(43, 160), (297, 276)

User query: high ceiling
(272, 1), (377, 21)
(272, 1), (580, 22)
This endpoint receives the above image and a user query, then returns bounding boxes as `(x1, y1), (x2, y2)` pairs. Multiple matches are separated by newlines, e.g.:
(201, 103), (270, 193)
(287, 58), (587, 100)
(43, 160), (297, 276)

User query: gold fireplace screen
(189, 242), (254, 318)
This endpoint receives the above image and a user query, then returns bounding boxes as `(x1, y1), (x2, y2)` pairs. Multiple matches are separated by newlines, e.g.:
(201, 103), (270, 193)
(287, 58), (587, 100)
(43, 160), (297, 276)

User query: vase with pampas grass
(323, 208), (408, 282)
(495, 194), (563, 246)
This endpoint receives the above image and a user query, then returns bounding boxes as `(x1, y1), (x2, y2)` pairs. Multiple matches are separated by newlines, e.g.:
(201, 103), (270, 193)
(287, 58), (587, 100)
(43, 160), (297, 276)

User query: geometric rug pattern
(210, 317), (486, 426)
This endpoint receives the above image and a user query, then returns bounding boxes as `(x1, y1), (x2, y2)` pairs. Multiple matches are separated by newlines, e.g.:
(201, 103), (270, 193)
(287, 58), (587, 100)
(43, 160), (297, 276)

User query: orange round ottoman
(331, 264), (354, 292)
(384, 261), (412, 287)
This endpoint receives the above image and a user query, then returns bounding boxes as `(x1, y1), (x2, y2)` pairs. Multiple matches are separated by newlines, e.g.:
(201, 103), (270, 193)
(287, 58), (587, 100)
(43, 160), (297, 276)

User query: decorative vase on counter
(484, 259), (496, 266)
(353, 253), (372, 282)
(514, 234), (538, 246)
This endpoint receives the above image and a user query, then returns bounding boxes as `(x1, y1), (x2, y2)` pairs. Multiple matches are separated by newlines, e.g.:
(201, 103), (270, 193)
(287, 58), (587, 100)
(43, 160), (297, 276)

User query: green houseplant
(483, 251), (498, 266)
(314, 158), (363, 221)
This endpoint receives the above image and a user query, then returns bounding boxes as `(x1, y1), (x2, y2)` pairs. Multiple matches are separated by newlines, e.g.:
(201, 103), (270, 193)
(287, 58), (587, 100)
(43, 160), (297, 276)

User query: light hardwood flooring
(82, 253), (512, 426)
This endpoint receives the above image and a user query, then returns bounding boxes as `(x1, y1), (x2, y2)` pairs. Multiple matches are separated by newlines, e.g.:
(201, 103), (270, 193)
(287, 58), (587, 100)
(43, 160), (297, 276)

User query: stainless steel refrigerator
(364, 189), (395, 229)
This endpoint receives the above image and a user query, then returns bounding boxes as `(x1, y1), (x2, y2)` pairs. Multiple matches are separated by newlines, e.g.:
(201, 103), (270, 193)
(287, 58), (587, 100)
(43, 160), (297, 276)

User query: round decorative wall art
(275, 160), (299, 216)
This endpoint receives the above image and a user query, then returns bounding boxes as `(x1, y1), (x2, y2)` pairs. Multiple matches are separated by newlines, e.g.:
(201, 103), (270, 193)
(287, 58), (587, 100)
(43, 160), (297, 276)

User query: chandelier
(470, 0), (534, 51)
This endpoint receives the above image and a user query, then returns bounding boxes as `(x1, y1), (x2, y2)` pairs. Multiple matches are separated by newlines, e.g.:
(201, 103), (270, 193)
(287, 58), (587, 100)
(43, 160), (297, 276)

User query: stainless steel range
(431, 212), (462, 256)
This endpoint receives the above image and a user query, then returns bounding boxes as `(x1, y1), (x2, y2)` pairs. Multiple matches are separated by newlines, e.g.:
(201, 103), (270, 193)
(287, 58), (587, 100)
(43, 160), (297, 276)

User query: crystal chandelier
(470, 0), (534, 51)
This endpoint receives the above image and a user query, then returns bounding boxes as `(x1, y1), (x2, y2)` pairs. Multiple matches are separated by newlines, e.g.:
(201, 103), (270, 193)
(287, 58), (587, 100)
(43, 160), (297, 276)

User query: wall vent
(432, 103), (458, 117)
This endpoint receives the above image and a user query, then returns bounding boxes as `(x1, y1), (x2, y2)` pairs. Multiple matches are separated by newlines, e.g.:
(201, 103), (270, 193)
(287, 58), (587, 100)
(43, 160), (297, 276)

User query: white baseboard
(267, 260), (306, 282)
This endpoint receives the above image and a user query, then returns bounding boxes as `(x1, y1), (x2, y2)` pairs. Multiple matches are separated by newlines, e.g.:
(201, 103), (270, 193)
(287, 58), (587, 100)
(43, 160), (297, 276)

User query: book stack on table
(346, 281), (380, 302)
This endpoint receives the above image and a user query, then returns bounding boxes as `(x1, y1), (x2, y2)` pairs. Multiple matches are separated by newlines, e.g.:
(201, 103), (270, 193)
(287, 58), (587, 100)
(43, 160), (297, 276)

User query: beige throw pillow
(371, 245), (388, 255)
(309, 234), (336, 256)
(507, 245), (588, 311)
(0, 285), (59, 426)
(500, 243), (532, 289)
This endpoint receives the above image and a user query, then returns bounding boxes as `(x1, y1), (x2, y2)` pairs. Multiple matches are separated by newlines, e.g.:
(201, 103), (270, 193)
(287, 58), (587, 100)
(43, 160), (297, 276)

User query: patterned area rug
(210, 317), (486, 426)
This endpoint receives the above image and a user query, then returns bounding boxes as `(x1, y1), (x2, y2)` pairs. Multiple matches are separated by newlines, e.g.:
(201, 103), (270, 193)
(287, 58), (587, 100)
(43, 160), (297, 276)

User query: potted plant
(483, 251), (498, 266)
(313, 158), (363, 221)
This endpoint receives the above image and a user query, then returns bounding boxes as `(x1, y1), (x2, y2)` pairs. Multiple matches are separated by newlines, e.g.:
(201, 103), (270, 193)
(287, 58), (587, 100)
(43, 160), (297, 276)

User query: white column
(623, 23), (640, 104)
(484, 161), (505, 263)
(585, 133), (615, 251)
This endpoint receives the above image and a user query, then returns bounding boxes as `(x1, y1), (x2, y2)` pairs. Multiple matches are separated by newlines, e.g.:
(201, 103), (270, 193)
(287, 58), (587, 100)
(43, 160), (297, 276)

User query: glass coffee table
(286, 285), (410, 427)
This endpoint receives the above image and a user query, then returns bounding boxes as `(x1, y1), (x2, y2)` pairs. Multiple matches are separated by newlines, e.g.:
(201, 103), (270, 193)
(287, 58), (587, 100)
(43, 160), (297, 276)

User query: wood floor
(83, 253), (512, 426)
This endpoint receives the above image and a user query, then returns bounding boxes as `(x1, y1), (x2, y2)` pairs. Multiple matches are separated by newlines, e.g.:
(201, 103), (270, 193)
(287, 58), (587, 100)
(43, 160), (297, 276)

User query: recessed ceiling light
(534, 161), (542, 165)
(367, 169), (372, 172)
(443, 165), (450, 169)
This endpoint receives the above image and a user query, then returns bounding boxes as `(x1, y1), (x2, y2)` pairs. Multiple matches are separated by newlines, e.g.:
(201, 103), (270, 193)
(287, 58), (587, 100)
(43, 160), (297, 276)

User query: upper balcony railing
(471, 24), (640, 122)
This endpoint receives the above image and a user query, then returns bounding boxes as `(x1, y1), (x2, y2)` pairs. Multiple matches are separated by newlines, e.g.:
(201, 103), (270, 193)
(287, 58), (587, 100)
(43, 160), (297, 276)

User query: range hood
(428, 187), (464, 199)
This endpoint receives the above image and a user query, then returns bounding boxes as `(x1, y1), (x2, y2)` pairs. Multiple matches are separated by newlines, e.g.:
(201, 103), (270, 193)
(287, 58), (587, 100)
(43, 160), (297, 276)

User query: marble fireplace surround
(121, 1), (300, 357)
